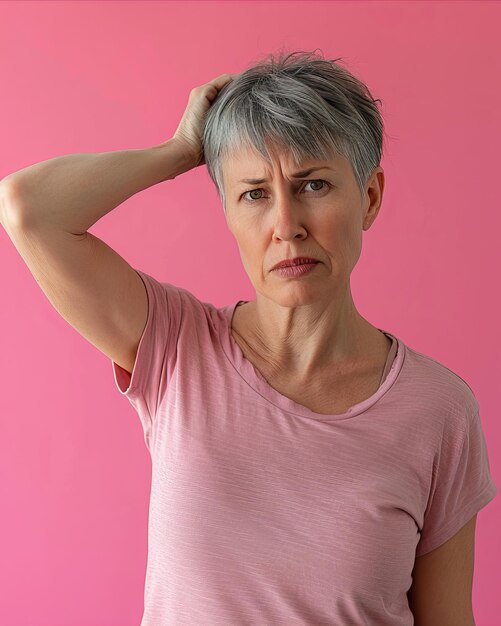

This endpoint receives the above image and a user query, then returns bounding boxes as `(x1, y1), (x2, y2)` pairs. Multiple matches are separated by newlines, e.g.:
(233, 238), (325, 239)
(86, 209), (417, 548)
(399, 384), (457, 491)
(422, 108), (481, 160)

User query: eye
(305, 179), (328, 192)
(240, 179), (330, 203)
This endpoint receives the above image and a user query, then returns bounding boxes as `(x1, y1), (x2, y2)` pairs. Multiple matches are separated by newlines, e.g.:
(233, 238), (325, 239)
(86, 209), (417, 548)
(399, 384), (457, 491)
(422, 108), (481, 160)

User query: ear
(363, 167), (385, 231)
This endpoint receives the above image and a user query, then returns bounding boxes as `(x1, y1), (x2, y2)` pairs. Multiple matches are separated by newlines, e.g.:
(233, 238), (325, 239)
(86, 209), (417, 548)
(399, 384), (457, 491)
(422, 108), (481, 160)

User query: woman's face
(222, 144), (384, 308)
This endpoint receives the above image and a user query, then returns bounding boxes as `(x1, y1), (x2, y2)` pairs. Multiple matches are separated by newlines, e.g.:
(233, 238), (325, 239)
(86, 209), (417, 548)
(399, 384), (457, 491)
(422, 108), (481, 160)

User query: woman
(1, 49), (497, 625)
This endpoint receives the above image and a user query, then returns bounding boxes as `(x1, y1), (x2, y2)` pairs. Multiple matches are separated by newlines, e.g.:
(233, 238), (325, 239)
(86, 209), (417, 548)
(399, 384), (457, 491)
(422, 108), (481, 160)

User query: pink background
(1, 1), (499, 624)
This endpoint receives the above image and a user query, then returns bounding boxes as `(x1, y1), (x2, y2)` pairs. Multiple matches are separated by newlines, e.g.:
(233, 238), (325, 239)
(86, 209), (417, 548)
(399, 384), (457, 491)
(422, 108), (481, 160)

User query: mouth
(271, 262), (319, 278)
(271, 257), (319, 271)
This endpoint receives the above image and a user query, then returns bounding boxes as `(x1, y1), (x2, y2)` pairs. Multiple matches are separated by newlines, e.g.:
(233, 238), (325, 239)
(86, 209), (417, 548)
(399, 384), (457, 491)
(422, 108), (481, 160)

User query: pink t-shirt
(112, 269), (498, 626)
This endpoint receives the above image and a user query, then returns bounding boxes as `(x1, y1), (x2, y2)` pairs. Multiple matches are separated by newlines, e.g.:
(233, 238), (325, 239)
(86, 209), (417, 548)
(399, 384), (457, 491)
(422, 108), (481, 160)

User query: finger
(210, 73), (237, 88)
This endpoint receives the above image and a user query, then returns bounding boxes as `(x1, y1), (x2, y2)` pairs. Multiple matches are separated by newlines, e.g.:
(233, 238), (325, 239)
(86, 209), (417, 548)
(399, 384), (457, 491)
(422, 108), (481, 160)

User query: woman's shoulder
(400, 339), (479, 415)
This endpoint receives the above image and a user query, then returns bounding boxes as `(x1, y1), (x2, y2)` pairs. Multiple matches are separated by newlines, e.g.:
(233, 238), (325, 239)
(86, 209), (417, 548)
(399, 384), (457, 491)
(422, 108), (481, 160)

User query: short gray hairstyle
(201, 48), (387, 214)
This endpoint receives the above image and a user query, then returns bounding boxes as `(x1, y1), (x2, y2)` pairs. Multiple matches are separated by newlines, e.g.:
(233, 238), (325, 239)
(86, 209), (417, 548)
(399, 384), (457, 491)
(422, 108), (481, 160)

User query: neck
(235, 284), (383, 381)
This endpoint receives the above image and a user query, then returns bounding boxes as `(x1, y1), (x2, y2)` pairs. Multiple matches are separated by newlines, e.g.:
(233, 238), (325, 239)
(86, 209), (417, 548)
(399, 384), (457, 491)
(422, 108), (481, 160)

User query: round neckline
(218, 300), (406, 421)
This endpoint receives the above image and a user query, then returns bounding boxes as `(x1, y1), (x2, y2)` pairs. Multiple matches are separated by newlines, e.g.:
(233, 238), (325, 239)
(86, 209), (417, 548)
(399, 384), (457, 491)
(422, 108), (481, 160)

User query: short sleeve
(111, 268), (183, 446)
(416, 409), (498, 556)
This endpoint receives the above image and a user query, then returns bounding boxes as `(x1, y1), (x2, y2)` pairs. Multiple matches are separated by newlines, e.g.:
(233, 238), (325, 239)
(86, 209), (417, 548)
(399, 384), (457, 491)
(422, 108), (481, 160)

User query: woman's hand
(170, 73), (238, 170)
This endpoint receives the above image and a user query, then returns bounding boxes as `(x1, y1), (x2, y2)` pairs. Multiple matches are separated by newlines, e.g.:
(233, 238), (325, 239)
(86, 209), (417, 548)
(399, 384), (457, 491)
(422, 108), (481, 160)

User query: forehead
(222, 144), (340, 185)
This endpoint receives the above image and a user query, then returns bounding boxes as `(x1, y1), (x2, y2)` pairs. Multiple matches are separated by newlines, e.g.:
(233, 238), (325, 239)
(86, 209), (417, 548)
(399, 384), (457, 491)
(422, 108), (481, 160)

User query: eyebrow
(238, 166), (334, 185)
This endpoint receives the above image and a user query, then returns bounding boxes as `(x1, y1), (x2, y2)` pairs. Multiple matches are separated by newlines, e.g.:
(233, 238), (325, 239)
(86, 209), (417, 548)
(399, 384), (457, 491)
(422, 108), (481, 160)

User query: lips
(272, 257), (319, 271)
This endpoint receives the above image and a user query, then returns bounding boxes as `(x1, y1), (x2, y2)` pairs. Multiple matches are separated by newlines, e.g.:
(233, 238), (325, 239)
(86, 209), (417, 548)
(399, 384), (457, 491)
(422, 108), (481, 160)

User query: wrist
(152, 139), (197, 181)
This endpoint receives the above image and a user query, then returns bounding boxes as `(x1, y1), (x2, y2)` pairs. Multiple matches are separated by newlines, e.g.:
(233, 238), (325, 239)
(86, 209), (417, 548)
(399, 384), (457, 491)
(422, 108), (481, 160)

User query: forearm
(0, 139), (193, 234)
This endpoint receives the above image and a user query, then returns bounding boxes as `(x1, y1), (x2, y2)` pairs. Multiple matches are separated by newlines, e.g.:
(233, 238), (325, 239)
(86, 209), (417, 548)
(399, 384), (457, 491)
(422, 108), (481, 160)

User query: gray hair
(201, 48), (387, 214)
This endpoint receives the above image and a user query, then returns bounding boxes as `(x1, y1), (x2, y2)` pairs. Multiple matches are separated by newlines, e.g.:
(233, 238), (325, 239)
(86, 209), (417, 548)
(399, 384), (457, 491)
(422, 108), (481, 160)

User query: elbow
(0, 175), (32, 229)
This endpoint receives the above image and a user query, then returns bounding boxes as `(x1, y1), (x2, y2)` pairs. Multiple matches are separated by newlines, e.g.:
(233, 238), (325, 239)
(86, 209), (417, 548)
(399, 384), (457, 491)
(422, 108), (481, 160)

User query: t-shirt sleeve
(416, 407), (498, 556)
(111, 268), (183, 447)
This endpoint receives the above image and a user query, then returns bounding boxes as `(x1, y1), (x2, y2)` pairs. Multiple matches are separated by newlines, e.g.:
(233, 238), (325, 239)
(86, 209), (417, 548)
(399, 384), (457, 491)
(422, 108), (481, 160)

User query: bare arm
(1, 139), (194, 234)
(0, 74), (234, 376)
(0, 139), (196, 376)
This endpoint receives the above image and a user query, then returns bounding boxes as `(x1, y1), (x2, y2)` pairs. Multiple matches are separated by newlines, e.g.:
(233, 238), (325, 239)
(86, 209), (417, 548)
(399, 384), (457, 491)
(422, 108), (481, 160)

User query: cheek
(240, 242), (270, 280)
(234, 233), (261, 270)
(321, 215), (362, 265)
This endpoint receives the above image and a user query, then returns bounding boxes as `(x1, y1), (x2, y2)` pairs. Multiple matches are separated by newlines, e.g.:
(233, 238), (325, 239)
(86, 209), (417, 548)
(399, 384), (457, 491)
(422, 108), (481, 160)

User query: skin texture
(222, 143), (387, 384)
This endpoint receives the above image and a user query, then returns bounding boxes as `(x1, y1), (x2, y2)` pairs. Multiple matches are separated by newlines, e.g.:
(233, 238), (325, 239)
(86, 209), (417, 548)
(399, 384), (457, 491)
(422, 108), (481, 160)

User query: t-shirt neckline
(218, 300), (406, 421)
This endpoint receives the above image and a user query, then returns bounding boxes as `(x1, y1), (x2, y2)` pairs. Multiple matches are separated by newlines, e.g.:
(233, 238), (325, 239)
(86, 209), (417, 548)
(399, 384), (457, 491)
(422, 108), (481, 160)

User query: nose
(271, 194), (308, 242)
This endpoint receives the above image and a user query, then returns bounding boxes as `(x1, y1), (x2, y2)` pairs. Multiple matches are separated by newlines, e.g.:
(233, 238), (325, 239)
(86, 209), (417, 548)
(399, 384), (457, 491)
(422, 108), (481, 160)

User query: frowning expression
(222, 143), (384, 308)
